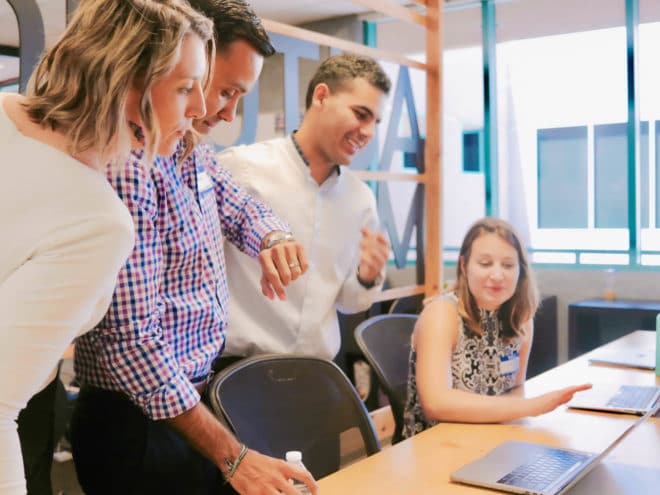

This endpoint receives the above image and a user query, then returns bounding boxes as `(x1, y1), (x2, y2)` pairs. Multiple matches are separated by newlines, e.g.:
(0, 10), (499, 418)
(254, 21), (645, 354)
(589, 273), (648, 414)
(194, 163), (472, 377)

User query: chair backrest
(354, 314), (418, 444)
(207, 354), (381, 479)
(388, 293), (425, 315)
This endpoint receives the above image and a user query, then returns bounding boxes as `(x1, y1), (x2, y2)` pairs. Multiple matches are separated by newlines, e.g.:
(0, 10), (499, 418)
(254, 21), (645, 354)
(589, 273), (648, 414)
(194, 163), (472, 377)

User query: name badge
(500, 352), (519, 376)
(197, 170), (214, 196)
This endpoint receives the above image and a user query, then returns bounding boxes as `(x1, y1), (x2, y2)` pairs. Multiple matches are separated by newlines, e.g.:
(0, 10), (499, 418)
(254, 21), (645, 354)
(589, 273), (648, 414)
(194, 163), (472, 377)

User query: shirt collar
(290, 131), (341, 177)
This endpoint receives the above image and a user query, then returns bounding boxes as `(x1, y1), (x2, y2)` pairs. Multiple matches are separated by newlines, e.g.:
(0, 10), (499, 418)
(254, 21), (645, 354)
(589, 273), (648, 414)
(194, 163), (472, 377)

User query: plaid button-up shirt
(74, 143), (287, 420)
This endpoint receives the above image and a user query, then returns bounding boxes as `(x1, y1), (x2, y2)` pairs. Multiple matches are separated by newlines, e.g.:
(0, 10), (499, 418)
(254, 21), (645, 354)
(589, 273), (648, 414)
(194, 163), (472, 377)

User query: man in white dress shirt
(219, 54), (391, 362)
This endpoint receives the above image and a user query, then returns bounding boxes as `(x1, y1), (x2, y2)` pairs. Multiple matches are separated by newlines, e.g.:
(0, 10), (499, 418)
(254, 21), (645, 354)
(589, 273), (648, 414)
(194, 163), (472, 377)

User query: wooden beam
(262, 0), (440, 303)
(352, 171), (426, 183)
(371, 284), (426, 303)
(350, 0), (426, 26)
(262, 18), (427, 71)
(424, 0), (442, 297)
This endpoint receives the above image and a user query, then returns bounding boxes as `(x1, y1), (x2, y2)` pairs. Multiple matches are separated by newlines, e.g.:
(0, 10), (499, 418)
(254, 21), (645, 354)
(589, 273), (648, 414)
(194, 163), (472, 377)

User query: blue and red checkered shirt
(74, 143), (287, 420)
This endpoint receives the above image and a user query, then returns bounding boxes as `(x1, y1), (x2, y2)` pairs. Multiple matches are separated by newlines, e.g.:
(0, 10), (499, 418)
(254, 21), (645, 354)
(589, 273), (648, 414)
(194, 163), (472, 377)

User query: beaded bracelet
(223, 443), (249, 483)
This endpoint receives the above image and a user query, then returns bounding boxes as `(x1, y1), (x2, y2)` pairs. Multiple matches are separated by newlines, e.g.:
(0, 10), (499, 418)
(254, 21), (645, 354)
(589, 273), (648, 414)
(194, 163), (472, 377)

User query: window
(537, 126), (588, 228)
(593, 122), (649, 228)
(536, 121), (652, 231)
(462, 130), (483, 172)
(496, 26), (634, 263)
(0, 82), (17, 93)
(0, 54), (19, 93)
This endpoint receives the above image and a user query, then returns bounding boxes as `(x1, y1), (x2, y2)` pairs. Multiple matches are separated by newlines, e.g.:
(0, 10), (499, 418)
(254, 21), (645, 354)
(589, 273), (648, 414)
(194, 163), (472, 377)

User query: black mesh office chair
(354, 314), (418, 444)
(207, 354), (381, 479)
(387, 293), (425, 315)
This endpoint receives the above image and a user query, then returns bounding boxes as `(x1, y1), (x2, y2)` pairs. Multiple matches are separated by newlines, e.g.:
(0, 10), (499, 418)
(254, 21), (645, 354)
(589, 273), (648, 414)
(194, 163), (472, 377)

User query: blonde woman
(403, 218), (591, 438)
(0, 0), (214, 492)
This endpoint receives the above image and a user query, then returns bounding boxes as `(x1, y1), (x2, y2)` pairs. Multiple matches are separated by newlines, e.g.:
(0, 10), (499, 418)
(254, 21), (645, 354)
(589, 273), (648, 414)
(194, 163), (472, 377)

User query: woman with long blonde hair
(403, 217), (591, 438)
(0, 1), (214, 492)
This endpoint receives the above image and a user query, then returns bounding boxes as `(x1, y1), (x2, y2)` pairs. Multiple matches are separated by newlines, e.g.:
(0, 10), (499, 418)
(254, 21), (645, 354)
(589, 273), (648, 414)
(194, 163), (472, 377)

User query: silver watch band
(260, 230), (294, 250)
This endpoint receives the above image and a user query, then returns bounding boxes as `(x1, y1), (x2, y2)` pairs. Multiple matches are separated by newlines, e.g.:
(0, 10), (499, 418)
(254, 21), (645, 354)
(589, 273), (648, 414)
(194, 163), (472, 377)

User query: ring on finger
(288, 261), (300, 269)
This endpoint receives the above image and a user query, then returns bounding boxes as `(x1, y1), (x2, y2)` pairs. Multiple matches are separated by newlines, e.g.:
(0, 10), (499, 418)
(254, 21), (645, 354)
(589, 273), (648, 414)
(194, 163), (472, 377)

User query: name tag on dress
(500, 352), (519, 376)
(197, 170), (214, 196)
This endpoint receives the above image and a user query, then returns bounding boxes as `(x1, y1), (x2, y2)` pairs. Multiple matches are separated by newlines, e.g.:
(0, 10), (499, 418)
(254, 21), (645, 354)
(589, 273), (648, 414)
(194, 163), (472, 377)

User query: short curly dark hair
(187, 0), (275, 57)
(304, 54), (391, 109)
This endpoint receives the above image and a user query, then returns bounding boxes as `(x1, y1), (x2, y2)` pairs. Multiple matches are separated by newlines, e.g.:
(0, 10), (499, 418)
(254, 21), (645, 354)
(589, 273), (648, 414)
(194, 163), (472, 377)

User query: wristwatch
(260, 230), (294, 251)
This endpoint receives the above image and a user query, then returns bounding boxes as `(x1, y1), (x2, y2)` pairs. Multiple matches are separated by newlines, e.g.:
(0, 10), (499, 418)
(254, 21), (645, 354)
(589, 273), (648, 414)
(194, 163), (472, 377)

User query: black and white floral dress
(402, 293), (521, 439)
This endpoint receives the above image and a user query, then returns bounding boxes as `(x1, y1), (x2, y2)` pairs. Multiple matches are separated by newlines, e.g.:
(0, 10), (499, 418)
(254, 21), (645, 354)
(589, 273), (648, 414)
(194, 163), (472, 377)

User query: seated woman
(403, 217), (590, 438)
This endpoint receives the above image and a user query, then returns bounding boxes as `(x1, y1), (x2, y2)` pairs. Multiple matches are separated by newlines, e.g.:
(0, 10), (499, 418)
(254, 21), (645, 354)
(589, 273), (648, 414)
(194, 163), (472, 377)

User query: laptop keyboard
(607, 385), (658, 410)
(498, 448), (591, 493)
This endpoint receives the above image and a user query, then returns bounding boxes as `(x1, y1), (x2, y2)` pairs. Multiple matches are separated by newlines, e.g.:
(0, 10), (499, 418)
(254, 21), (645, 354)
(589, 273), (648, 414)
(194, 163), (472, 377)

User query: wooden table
(318, 331), (659, 494)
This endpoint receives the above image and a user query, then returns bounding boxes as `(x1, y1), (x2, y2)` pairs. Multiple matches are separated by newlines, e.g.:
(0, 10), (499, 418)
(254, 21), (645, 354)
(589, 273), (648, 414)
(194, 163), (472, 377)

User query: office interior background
(3, 0), (660, 364)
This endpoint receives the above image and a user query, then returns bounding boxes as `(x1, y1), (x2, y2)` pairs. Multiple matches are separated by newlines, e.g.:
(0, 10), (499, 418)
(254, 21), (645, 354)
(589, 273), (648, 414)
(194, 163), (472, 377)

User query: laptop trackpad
(568, 384), (620, 408)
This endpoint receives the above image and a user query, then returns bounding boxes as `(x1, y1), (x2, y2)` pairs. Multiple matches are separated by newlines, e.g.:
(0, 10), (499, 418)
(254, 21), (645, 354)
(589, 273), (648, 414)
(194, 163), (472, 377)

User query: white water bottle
(285, 450), (312, 494)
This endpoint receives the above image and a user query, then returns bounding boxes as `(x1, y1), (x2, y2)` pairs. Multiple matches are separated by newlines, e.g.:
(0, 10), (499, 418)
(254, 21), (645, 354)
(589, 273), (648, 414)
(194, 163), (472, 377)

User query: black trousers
(212, 355), (245, 373)
(70, 387), (238, 495)
(17, 375), (67, 495)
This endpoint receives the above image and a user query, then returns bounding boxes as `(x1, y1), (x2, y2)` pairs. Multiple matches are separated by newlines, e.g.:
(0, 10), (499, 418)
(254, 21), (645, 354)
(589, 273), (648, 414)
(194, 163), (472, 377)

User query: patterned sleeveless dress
(402, 293), (521, 438)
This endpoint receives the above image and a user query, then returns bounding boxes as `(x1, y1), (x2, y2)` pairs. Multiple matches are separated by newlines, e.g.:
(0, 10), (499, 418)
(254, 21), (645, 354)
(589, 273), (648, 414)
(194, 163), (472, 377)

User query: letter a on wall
(377, 66), (424, 269)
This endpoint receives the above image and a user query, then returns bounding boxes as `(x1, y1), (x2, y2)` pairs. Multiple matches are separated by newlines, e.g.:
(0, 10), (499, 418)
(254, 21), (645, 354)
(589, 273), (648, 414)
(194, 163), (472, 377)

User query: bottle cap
(285, 451), (302, 463)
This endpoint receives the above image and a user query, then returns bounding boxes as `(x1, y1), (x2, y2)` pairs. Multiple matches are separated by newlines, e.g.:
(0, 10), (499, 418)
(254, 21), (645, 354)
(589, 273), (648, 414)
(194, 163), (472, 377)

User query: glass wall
(493, 0), (635, 265)
(638, 0), (660, 262)
(375, 0), (660, 269)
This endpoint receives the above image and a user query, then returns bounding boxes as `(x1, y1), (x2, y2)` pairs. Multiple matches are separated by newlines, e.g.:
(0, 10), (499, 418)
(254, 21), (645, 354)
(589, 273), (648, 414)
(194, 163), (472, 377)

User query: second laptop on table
(450, 402), (659, 495)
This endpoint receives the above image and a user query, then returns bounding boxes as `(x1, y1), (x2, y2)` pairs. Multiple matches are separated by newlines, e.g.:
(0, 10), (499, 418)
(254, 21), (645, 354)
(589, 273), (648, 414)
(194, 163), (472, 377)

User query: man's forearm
(162, 401), (241, 470)
(164, 401), (318, 495)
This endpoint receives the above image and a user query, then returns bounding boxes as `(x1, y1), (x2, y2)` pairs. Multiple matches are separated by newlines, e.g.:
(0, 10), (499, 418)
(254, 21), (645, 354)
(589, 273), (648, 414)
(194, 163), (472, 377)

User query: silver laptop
(588, 349), (655, 370)
(450, 402), (659, 495)
(566, 462), (660, 495)
(567, 384), (660, 415)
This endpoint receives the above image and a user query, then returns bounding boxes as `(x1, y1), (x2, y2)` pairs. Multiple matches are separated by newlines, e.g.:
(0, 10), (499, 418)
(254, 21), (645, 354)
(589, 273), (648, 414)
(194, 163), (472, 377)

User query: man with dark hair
(188, 0), (276, 133)
(192, 0), (276, 56)
(219, 54), (392, 363)
(70, 1), (317, 494)
(303, 54), (391, 109)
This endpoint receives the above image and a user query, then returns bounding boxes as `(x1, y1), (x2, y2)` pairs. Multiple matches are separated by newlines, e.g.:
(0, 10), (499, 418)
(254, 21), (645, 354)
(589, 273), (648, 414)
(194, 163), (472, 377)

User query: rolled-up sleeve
(89, 160), (199, 420)
(205, 145), (288, 256)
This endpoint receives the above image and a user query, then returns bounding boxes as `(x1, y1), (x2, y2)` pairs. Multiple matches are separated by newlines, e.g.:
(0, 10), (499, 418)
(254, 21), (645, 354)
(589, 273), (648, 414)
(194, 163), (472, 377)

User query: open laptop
(450, 401), (659, 495)
(566, 462), (660, 495)
(588, 349), (655, 370)
(567, 383), (660, 415)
